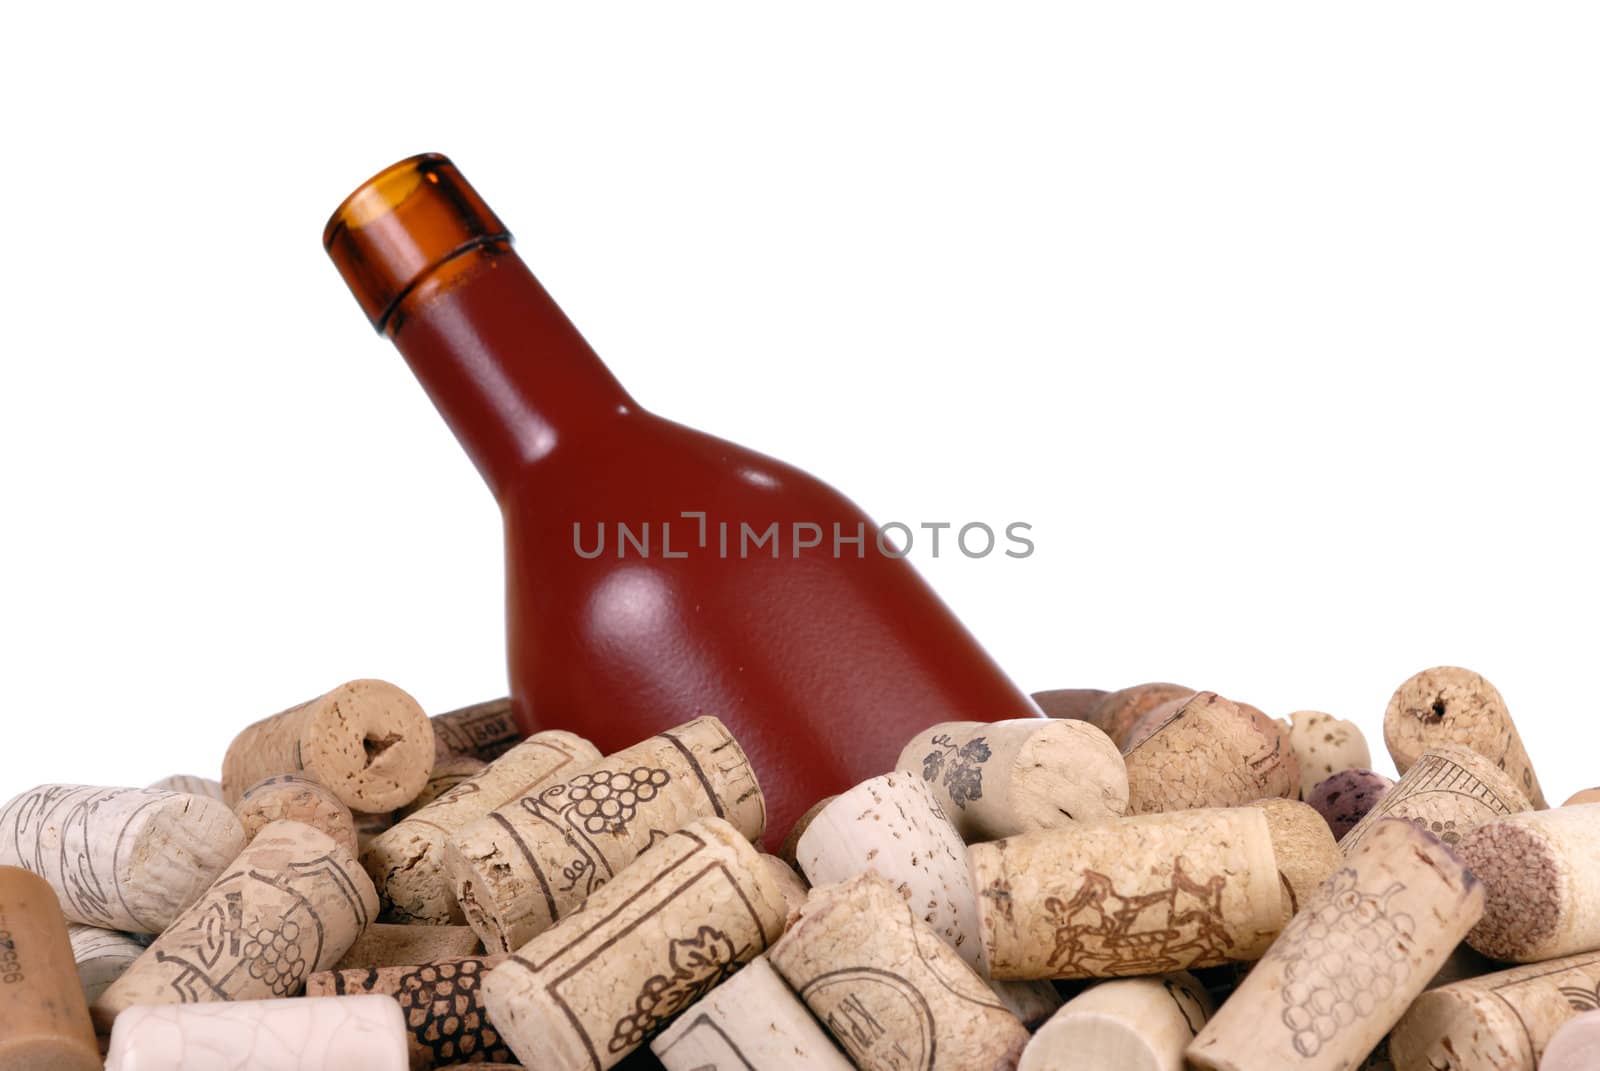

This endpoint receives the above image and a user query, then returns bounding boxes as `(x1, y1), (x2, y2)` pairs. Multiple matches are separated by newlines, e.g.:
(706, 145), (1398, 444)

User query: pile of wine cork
(1, 664), (1596, 1070)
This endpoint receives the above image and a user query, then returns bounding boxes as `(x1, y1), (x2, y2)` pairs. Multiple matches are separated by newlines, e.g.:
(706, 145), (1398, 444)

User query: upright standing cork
(1287, 711), (1372, 799)
(1031, 688), (1109, 722)
(1340, 744), (1532, 856)
(399, 756), (488, 817)
(651, 955), (854, 1071)
(446, 717), (765, 953)
(333, 924), (482, 970)
(1458, 803), (1600, 963)
(1122, 692), (1299, 814)
(222, 679), (436, 813)
(363, 729), (600, 925)
(92, 820), (379, 1031)
(896, 719), (1128, 840)
(769, 872), (1029, 1070)
(970, 808), (1282, 981)
(1187, 818), (1485, 1071)
(1018, 972), (1213, 1071)
(66, 923), (147, 1004)
(1389, 951), (1600, 1071)
(0, 866), (100, 1071)
(237, 775), (358, 856)
(1383, 666), (1548, 809)
(1564, 787), (1600, 807)
(1307, 769), (1395, 841)
(0, 784), (246, 933)
(480, 817), (789, 1071)
(146, 774), (226, 800)
(431, 698), (522, 763)
(1541, 1010), (1600, 1071)
(307, 955), (512, 1069)
(1088, 683), (1196, 747)
(104, 994), (409, 1071)
(1245, 799), (1342, 922)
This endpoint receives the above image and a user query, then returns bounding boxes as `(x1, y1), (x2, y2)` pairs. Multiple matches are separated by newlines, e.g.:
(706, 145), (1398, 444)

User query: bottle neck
(387, 247), (635, 498)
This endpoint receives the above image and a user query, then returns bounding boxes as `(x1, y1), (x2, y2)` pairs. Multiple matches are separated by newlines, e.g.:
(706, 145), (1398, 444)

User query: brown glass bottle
(324, 154), (1040, 842)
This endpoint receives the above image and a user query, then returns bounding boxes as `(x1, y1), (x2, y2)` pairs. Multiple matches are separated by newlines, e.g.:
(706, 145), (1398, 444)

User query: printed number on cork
(919, 734), (991, 809)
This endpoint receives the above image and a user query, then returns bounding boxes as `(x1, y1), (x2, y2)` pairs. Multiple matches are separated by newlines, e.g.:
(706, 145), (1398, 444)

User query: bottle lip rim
(322, 151), (451, 251)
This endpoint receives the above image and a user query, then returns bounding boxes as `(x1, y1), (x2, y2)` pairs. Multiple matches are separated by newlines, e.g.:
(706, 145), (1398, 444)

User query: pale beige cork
(1018, 971), (1214, 1071)
(331, 923), (481, 970)
(1564, 787), (1600, 807)
(0, 784), (246, 934)
(65, 924), (147, 1005)
(480, 817), (789, 1071)
(758, 854), (809, 918)
(1090, 682), (1196, 747)
(1459, 803), (1600, 963)
(770, 872), (1030, 1071)
(306, 954), (512, 1068)
(362, 729), (599, 925)
(1122, 692), (1299, 814)
(795, 772), (984, 970)
(1542, 1010), (1600, 1071)
(1383, 666), (1548, 809)
(1389, 951), (1600, 1071)
(235, 774), (357, 857)
(1246, 798), (1342, 923)
(896, 719), (1128, 840)
(1340, 744), (1532, 857)
(145, 774), (225, 801)
(1031, 687), (1109, 722)
(446, 716), (765, 954)
(430, 698), (522, 763)
(970, 807), (1283, 981)
(91, 820), (379, 1032)
(650, 955), (854, 1070)
(398, 755), (487, 817)
(1288, 711), (1373, 799)
(1186, 818), (1485, 1071)
(221, 680), (436, 813)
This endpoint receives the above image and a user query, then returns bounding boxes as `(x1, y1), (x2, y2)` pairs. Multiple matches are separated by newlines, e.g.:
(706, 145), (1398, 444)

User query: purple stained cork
(1306, 768), (1395, 841)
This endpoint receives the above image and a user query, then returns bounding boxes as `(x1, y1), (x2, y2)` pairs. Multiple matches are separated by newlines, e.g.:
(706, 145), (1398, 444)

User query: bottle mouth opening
(322, 152), (451, 251)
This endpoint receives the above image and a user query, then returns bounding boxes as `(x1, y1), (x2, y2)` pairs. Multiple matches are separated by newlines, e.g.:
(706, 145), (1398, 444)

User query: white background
(2, 4), (1596, 804)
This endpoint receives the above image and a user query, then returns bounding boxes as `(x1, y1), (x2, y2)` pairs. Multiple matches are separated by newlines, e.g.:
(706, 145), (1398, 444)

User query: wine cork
(480, 817), (788, 1071)
(222, 679), (436, 812)
(1307, 769), (1394, 841)
(1287, 711), (1372, 799)
(1458, 803), (1600, 963)
(398, 755), (487, 817)
(146, 774), (225, 800)
(759, 854), (810, 918)
(363, 729), (600, 924)
(307, 954), (512, 1068)
(354, 809), (396, 854)
(896, 718), (1129, 840)
(446, 716), (765, 953)
(104, 994), (409, 1070)
(1123, 692), (1299, 814)
(92, 820), (380, 1030)
(1340, 745), (1532, 857)
(970, 808), (1283, 980)
(794, 772), (982, 969)
(333, 924), (482, 970)
(992, 978), (1066, 1030)
(1088, 683), (1196, 747)
(237, 775), (358, 856)
(66, 924), (146, 1004)
(1032, 687), (1109, 721)
(1018, 972), (1214, 1071)
(1383, 666), (1548, 809)
(0, 784), (246, 933)
(0, 866), (100, 1071)
(1564, 787), (1600, 807)
(1245, 798), (1341, 922)
(431, 697), (522, 763)
(1186, 818), (1485, 1071)
(769, 872), (1029, 1070)
(777, 794), (834, 866)
(1542, 1010), (1600, 1071)
(651, 955), (854, 1071)
(1389, 951), (1600, 1071)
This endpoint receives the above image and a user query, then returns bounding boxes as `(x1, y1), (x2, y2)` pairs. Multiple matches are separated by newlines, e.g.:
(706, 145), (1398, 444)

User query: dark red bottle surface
(324, 154), (1041, 842)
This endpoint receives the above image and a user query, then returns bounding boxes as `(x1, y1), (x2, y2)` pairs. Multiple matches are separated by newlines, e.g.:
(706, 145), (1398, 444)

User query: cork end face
(1460, 822), (1563, 961)
(1382, 666), (1508, 766)
(1014, 719), (1129, 826)
(305, 680), (435, 813)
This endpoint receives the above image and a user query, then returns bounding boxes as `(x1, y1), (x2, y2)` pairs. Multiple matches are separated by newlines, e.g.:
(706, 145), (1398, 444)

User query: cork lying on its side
(0, 866), (101, 1071)
(1383, 665), (1548, 809)
(651, 956), (854, 1071)
(306, 955), (512, 1069)
(1122, 692), (1299, 814)
(1287, 711), (1372, 799)
(895, 718), (1128, 840)
(0, 784), (245, 933)
(398, 755), (487, 817)
(1244, 798), (1341, 923)
(65, 924), (147, 1005)
(235, 774), (357, 856)
(222, 679), (436, 813)
(770, 872), (1030, 1071)
(1339, 744), (1531, 856)
(103, 995), (409, 1071)
(1089, 683), (1196, 747)
(1541, 1010), (1600, 1071)
(1459, 803), (1600, 963)
(145, 774), (225, 800)
(1019, 972), (1214, 1071)
(332, 923), (481, 971)
(1030, 687), (1109, 722)
(430, 698), (522, 763)
(758, 854), (809, 918)
(1564, 787), (1600, 807)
